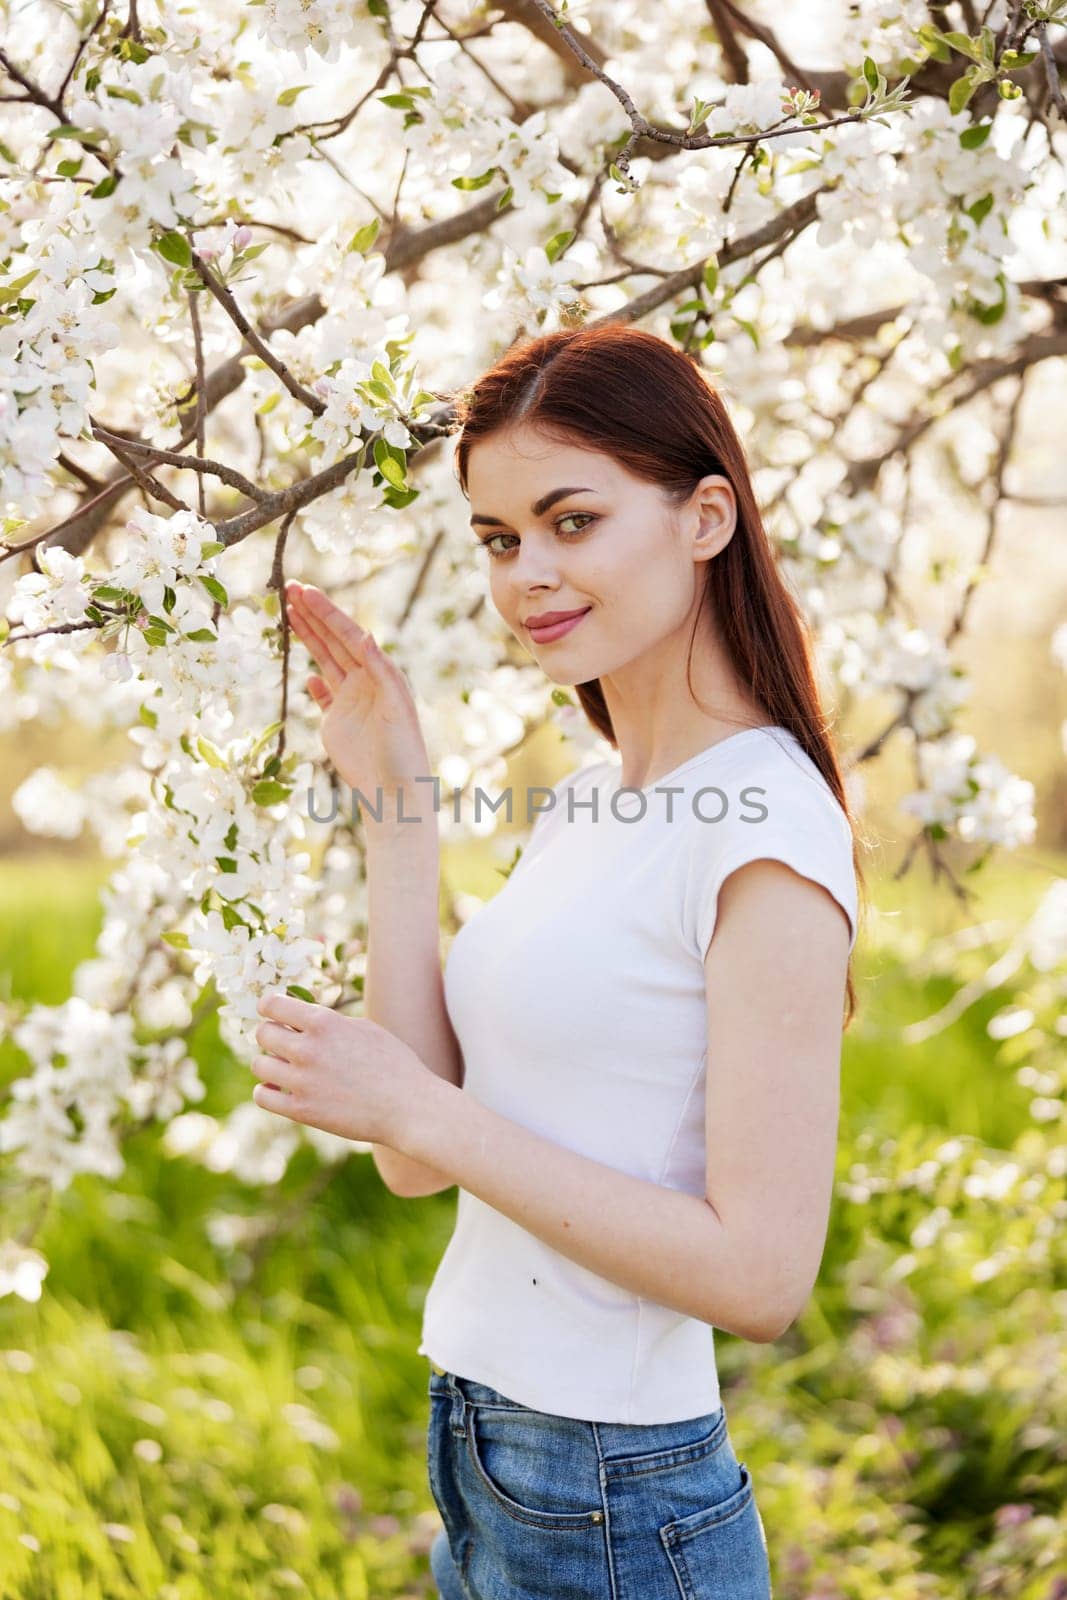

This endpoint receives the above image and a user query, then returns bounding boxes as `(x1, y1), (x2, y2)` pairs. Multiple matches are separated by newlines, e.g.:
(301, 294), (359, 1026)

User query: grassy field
(0, 843), (1064, 1598)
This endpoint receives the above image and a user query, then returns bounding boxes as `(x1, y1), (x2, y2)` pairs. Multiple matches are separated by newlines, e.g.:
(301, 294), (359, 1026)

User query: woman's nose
(509, 536), (561, 586)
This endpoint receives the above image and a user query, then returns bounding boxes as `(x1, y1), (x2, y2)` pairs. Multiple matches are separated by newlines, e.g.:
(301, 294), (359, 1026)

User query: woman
(255, 323), (868, 1599)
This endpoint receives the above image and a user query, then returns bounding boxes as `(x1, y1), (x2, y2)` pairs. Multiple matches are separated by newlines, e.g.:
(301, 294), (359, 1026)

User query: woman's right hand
(284, 581), (437, 832)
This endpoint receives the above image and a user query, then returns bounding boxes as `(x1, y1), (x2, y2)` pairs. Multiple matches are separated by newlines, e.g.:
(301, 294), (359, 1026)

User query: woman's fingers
(285, 586), (348, 687)
(293, 583), (369, 672)
(287, 583), (364, 679)
(306, 673), (333, 709)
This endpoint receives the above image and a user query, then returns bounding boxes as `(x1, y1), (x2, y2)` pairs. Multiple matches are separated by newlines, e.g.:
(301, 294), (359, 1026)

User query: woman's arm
(389, 857), (852, 1338)
(364, 820), (462, 1199)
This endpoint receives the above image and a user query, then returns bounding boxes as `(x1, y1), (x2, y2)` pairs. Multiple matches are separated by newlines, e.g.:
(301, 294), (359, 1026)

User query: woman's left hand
(251, 990), (429, 1147)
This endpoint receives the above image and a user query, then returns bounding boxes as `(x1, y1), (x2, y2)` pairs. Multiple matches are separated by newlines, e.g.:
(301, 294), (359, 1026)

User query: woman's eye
(479, 513), (597, 559)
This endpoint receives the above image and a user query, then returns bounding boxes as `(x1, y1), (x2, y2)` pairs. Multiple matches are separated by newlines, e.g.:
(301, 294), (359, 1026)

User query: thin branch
(188, 252), (326, 418)
(212, 442), (370, 546)
(119, 0), (142, 44)
(187, 288), (208, 517)
(56, 0), (111, 105)
(597, 190), (824, 327)
(5, 617), (107, 645)
(56, 450), (104, 492)
(1039, 23), (1067, 120)
(87, 421), (269, 502)
(944, 376), (1025, 649)
(96, 432), (190, 514)
(268, 509), (298, 760)
(522, 0), (880, 179)
(703, 0), (750, 84)
(0, 47), (62, 117)
(847, 331), (1067, 491)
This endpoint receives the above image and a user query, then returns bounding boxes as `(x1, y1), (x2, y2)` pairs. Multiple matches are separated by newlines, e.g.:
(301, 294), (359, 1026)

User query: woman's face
(465, 425), (734, 687)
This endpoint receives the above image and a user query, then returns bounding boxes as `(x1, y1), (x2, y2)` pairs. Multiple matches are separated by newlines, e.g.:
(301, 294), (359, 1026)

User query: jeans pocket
(465, 1402), (605, 1529)
(659, 1461), (772, 1600)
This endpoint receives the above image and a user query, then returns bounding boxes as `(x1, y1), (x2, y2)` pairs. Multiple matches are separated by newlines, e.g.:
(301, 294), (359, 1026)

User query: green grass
(1, 844), (1065, 1597)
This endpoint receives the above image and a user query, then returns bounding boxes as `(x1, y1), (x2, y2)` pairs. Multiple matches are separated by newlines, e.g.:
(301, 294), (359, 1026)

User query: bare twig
(87, 421), (269, 502)
(188, 252), (326, 418)
(944, 376), (1025, 648)
(96, 432), (191, 514)
(268, 509), (298, 760)
(1039, 23), (1067, 120)
(187, 288), (208, 517)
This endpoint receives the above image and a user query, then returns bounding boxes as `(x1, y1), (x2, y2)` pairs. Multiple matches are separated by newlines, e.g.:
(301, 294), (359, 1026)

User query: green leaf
(380, 485), (420, 510)
(250, 720), (283, 757)
(199, 540), (225, 558)
(56, 158), (84, 177)
(277, 83), (310, 106)
(544, 229), (575, 264)
(959, 121), (992, 149)
(138, 703), (158, 728)
(90, 173), (119, 199)
(162, 585), (177, 614)
(451, 169), (497, 191)
(184, 627), (217, 642)
(863, 56), (880, 91)
(966, 193), (994, 224)
(154, 231), (192, 267)
(285, 985), (316, 1003)
(215, 856), (238, 873)
(348, 218), (381, 254)
(942, 31), (982, 61)
(52, 124), (106, 145)
(161, 930), (191, 949)
(372, 436), (406, 489)
(702, 260), (719, 295)
(142, 626), (169, 646)
(948, 70), (978, 115)
(197, 736), (228, 769)
(198, 574), (228, 606)
(916, 23), (951, 61)
(251, 779), (292, 806)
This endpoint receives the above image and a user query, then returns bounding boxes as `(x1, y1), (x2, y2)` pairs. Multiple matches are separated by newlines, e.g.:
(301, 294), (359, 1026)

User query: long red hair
(450, 323), (869, 1028)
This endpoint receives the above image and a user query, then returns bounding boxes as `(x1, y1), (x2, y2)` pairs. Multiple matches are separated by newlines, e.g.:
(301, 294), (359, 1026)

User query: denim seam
(601, 1412), (728, 1482)
(590, 1421), (619, 1600)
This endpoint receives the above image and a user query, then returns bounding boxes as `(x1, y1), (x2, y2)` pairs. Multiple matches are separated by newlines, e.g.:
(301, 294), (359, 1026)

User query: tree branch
(188, 252), (326, 418)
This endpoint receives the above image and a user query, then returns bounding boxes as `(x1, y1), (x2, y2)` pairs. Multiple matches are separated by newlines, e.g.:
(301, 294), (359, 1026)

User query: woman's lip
(527, 608), (591, 642)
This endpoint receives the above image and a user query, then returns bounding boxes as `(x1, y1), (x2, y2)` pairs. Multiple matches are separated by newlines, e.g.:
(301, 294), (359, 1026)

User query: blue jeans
(426, 1364), (773, 1599)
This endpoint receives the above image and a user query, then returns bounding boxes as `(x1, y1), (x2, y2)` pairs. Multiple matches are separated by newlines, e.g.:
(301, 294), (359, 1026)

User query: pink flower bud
(232, 225), (252, 252)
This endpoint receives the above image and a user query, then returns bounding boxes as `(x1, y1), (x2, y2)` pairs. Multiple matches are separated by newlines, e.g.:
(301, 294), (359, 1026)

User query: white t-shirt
(417, 725), (858, 1423)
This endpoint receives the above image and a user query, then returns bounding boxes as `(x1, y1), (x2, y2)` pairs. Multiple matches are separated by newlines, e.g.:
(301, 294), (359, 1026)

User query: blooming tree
(1, 0), (1066, 1302)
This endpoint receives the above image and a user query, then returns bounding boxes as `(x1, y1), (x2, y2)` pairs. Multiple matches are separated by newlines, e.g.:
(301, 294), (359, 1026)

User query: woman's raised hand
(284, 581), (436, 830)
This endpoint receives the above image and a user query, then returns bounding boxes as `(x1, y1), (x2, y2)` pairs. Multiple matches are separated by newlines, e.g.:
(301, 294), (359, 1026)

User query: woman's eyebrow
(470, 486), (600, 527)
